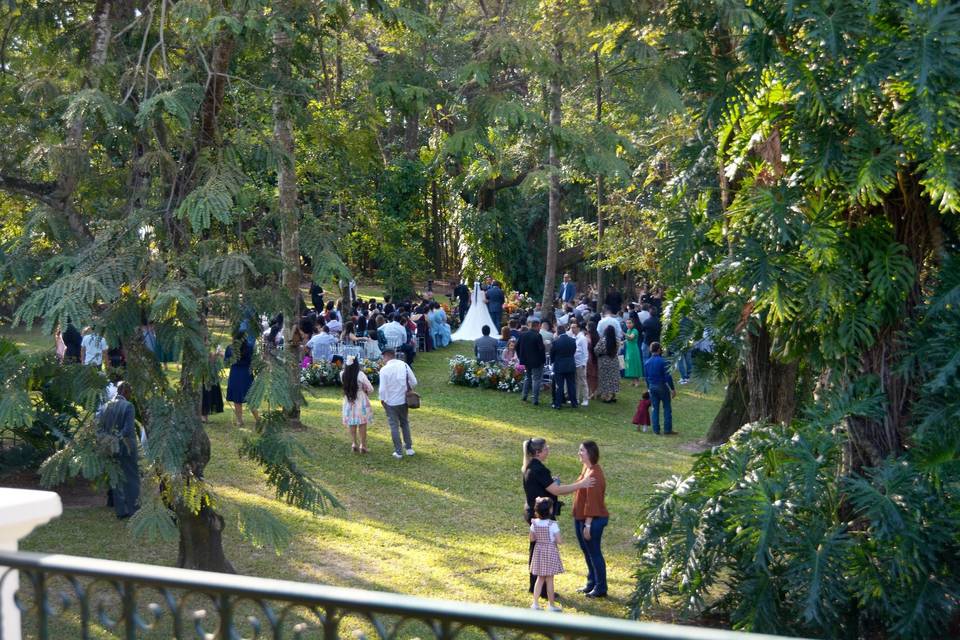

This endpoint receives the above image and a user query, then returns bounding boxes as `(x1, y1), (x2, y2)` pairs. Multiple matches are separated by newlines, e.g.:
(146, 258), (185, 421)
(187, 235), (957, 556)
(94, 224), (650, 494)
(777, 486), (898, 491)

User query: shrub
(631, 419), (960, 638)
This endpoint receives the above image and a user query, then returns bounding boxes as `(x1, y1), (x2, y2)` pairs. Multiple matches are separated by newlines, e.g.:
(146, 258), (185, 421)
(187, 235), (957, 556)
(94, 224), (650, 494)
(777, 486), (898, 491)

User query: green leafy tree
(626, 0), (960, 634)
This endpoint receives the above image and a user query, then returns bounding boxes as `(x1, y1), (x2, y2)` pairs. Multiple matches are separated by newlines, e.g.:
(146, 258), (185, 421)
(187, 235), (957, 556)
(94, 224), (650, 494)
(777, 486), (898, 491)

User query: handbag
(405, 373), (421, 409)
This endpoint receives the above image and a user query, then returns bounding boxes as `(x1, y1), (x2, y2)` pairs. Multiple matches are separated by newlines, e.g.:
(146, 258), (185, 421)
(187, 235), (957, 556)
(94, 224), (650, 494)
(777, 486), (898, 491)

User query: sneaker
(392, 452), (403, 459)
(405, 448), (415, 456)
(642, 425), (648, 433)
(530, 604), (541, 610)
(547, 605), (562, 612)
(582, 400), (589, 406)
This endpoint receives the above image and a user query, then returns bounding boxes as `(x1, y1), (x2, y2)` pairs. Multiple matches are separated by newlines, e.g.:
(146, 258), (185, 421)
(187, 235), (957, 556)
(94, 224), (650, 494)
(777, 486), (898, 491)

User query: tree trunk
(540, 37), (562, 319)
(845, 171), (940, 472)
(594, 50), (605, 297)
(273, 18), (302, 427)
(176, 503), (236, 574)
(404, 110), (419, 158)
(174, 394), (234, 573)
(49, 0), (114, 245)
(745, 324), (798, 424)
(705, 365), (749, 444)
(431, 180), (442, 277)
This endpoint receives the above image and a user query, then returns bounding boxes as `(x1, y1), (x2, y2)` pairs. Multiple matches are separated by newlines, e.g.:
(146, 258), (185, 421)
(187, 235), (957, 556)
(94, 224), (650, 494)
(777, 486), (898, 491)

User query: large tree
(1, 0), (345, 572)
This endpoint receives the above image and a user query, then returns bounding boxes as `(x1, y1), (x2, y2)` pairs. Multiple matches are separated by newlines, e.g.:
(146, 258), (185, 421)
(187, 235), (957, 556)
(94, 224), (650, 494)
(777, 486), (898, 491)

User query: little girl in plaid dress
(529, 497), (563, 611)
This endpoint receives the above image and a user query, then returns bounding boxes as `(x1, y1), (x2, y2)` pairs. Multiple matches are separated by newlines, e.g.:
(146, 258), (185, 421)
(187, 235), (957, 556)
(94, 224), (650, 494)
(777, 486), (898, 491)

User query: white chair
(342, 345), (363, 360)
(541, 355), (554, 388)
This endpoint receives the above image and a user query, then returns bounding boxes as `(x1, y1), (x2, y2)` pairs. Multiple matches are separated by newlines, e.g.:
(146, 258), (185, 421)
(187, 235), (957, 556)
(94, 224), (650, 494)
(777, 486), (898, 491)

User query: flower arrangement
(448, 354), (524, 393)
(504, 291), (535, 315)
(300, 357), (381, 387)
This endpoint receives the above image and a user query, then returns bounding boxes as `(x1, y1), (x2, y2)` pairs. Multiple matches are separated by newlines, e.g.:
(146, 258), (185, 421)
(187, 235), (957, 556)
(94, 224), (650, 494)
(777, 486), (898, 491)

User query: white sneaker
(530, 604), (541, 610)
(547, 605), (562, 612)
(392, 452), (403, 460)
(405, 448), (415, 456)
(582, 400), (589, 406)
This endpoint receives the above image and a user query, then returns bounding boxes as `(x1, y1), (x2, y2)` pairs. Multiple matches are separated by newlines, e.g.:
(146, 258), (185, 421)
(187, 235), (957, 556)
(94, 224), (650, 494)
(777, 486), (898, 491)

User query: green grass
(10, 329), (719, 621)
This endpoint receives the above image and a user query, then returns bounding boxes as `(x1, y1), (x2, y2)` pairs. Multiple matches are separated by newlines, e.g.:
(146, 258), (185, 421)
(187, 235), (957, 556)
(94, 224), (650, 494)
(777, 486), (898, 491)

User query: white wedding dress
(451, 282), (497, 341)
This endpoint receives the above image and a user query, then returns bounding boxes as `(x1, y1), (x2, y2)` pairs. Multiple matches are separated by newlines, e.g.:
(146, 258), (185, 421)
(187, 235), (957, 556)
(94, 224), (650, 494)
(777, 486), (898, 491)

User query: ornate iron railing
(0, 550), (788, 640)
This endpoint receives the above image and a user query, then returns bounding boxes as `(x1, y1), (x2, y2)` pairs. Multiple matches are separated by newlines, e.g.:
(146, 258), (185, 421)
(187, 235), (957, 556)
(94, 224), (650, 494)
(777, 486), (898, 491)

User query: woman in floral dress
(594, 325), (621, 403)
(341, 356), (374, 453)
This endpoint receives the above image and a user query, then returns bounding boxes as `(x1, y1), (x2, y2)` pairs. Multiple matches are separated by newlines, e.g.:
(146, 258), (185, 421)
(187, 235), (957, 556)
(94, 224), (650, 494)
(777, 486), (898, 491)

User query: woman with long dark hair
(594, 324), (621, 402)
(586, 321), (600, 401)
(572, 440), (609, 598)
(341, 355), (374, 453)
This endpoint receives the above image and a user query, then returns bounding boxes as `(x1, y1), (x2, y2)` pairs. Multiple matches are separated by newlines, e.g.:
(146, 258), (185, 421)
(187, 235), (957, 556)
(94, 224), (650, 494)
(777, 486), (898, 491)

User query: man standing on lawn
(378, 348), (418, 459)
(98, 381), (139, 518)
(567, 321), (590, 407)
(517, 318), (546, 405)
(643, 342), (677, 435)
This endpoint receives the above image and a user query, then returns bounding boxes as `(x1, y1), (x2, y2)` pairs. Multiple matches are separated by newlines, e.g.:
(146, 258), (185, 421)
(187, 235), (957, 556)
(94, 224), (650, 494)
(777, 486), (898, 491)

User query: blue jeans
(649, 383), (673, 434)
(574, 517), (608, 594)
(522, 366), (543, 403)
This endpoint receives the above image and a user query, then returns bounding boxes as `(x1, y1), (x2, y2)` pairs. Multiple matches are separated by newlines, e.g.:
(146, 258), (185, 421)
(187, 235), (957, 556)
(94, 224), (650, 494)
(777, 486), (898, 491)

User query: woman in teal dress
(623, 317), (643, 386)
(427, 302), (451, 348)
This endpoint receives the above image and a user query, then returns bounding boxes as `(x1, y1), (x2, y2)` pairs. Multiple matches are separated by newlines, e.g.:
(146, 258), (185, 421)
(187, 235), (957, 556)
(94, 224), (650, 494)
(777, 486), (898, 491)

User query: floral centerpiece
(448, 354), (524, 393)
(300, 357), (381, 387)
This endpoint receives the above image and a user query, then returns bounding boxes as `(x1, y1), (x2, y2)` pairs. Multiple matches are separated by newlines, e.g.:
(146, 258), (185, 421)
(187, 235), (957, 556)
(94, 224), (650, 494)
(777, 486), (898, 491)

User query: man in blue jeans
(643, 341), (677, 435)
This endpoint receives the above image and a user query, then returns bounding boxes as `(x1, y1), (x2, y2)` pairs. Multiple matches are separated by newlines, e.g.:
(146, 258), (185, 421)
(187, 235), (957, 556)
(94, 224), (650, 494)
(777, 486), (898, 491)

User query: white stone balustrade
(0, 488), (62, 640)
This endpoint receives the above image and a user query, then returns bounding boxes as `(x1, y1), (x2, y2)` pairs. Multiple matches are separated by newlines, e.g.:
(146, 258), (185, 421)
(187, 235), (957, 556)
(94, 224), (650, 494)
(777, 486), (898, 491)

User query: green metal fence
(0, 550), (788, 639)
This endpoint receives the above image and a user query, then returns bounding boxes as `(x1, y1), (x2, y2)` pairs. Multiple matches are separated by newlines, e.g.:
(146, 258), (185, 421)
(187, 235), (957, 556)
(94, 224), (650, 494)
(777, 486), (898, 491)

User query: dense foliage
(617, 0), (960, 636)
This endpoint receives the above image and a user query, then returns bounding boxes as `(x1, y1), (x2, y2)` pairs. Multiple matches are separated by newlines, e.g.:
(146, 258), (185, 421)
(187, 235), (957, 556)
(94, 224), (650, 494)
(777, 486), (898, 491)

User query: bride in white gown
(451, 281), (496, 341)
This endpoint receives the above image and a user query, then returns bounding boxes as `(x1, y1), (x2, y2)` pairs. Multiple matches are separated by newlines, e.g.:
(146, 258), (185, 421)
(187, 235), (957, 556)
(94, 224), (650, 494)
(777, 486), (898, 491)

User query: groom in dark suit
(453, 280), (470, 321)
(486, 280), (505, 329)
(549, 331), (578, 409)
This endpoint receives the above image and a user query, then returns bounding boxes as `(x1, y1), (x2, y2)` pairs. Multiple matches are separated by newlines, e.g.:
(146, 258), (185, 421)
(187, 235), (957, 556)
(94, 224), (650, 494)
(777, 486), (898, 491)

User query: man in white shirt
(567, 321), (590, 406)
(596, 306), (624, 341)
(81, 328), (108, 368)
(380, 316), (408, 349)
(306, 326), (337, 362)
(637, 304), (652, 325)
(377, 348), (418, 459)
(326, 317), (343, 336)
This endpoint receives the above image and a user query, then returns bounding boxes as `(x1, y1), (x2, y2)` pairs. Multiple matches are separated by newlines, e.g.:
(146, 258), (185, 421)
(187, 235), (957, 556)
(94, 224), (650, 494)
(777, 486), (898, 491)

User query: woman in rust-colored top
(572, 440), (609, 597)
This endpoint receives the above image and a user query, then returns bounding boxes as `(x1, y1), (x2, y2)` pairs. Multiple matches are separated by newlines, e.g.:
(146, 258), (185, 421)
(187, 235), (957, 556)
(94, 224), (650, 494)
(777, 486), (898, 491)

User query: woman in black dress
(225, 330), (258, 427)
(201, 344), (224, 423)
(521, 437), (594, 596)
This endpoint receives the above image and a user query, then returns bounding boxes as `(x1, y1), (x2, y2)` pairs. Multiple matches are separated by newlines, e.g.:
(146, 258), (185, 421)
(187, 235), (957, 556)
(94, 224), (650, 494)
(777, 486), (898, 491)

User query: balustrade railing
(0, 550), (791, 640)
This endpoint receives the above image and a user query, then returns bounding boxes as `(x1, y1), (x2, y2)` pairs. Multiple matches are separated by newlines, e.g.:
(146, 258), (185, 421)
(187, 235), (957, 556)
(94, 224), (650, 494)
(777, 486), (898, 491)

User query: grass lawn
(7, 326), (719, 622)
